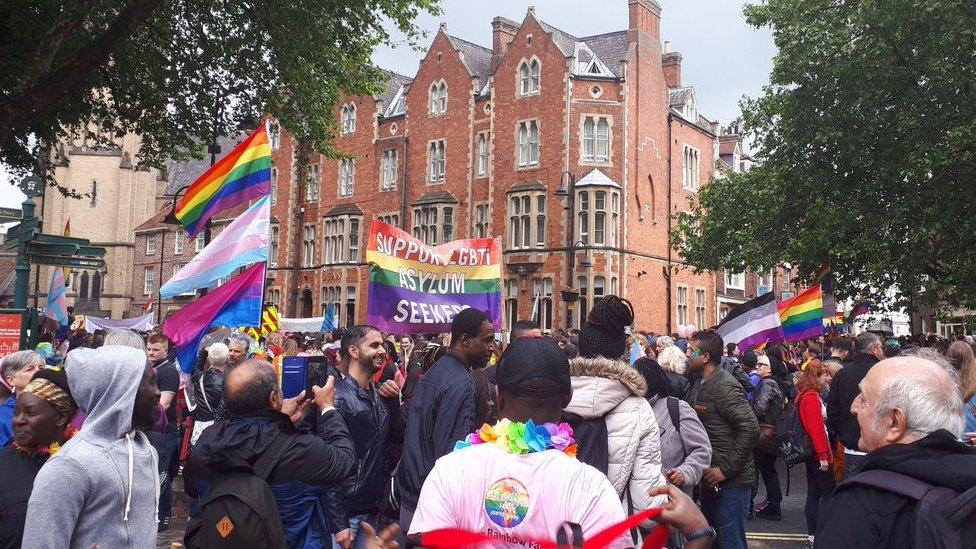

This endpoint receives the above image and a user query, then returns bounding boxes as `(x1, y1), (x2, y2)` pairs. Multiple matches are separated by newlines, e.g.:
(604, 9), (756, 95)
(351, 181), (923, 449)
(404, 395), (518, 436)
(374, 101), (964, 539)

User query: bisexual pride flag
(365, 221), (502, 334)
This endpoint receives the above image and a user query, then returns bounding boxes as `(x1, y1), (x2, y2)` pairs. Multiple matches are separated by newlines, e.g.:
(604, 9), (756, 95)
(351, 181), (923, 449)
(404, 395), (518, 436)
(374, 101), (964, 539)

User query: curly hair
(578, 295), (634, 360)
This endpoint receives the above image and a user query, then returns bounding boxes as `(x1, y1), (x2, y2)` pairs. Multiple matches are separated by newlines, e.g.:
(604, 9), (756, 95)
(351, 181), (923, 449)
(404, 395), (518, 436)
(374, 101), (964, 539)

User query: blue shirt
(0, 396), (15, 448)
(965, 395), (976, 434)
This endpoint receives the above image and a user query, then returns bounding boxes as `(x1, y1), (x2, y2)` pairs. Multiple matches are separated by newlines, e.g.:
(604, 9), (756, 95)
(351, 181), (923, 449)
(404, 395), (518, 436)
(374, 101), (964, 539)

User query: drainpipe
(665, 111), (673, 334)
(400, 136), (409, 230)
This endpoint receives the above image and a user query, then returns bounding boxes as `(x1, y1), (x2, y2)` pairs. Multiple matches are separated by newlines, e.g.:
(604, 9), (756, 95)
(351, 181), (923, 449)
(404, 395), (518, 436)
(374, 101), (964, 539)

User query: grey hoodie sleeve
(673, 399), (712, 487)
(22, 456), (89, 549)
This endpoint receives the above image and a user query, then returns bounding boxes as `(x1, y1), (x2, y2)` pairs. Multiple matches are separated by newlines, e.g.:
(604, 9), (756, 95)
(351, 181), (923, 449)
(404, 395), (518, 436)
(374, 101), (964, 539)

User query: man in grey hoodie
(23, 345), (161, 549)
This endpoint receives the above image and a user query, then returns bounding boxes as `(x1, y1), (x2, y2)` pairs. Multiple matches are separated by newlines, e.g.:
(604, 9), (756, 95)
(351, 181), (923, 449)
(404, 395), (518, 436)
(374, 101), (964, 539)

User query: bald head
(223, 359), (280, 416)
(853, 355), (964, 452)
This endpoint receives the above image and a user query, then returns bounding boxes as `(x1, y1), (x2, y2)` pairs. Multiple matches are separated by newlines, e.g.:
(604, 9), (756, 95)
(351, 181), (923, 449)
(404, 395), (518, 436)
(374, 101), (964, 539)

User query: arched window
(340, 103), (356, 134)
(79, 271), (90, 300)
(91, 272), (102, 301)
(429, 81), (447, 114)
(517, 58), (541, 96)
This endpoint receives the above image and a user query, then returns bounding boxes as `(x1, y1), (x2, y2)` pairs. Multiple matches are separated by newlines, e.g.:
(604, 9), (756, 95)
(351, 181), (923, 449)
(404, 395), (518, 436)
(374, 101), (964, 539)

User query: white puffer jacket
(565, 356), (669, 516)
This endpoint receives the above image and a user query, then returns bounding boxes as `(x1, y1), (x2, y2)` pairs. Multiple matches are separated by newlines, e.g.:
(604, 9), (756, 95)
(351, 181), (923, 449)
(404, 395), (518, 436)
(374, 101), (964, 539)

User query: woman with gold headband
(0, 367), (77, 549)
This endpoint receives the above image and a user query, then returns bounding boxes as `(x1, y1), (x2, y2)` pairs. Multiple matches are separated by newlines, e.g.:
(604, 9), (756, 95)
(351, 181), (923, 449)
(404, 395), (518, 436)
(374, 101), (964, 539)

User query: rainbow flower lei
(454, 418), (578, 458)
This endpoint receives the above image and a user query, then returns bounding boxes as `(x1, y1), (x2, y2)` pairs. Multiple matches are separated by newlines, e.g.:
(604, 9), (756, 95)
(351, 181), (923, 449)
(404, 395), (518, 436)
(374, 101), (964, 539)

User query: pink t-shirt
(410, 443), (630, 548)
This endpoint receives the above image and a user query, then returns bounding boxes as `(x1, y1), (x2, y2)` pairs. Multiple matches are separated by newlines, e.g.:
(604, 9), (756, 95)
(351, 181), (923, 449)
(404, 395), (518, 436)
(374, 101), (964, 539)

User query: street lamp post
(555, 171), (577, 328)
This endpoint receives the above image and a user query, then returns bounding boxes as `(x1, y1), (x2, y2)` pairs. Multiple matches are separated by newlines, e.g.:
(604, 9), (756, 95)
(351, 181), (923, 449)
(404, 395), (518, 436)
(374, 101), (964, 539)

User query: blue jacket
(396, 351), (476, 510)
(0, 396), (14, 448)
(192, 409), (355, 549)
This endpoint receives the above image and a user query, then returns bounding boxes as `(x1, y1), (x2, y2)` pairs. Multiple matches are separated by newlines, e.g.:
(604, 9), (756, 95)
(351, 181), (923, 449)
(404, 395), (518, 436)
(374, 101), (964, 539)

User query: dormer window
(340, 103), (356, 134)
(518, 58), (541, 96)
(429, 81), (448, 115)
(683, 98), (698, 121)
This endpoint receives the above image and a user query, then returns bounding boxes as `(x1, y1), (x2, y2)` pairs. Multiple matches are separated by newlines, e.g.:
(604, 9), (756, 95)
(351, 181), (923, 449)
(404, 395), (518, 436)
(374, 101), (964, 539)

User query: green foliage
(674, 0), (976, 311)
(0, 0), (439, 193)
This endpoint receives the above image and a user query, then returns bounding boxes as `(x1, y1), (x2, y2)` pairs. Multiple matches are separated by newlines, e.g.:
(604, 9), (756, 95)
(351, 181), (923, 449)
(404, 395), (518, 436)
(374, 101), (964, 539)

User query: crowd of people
(0, 298), (974, 548)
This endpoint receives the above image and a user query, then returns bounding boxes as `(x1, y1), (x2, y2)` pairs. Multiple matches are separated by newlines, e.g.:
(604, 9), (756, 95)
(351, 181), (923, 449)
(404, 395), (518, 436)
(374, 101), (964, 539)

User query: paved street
(158, 459), (814, 548)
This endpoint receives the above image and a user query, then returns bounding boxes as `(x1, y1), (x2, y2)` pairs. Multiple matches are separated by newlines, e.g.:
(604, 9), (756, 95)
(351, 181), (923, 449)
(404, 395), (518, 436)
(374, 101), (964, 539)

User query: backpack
(184, 432), (289, 549)
(842, 470), (976, 549)
(773, 397), (813, 467)
(666, 396), (687, 457)
(563, 413), (610, 475)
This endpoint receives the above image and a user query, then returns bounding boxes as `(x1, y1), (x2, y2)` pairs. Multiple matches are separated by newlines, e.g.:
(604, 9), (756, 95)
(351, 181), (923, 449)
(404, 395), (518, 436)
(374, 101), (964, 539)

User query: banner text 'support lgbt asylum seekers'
(365, 221), (503, 334)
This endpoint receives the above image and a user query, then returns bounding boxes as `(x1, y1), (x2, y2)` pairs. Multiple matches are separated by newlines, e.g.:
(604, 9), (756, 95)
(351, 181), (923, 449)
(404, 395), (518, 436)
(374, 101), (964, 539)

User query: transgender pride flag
(160, 196), (270, 298)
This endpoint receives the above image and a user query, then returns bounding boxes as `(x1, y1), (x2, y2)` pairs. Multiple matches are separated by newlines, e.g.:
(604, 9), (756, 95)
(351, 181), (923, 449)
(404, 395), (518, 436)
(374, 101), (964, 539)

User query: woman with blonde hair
(948, 341), (976, 432)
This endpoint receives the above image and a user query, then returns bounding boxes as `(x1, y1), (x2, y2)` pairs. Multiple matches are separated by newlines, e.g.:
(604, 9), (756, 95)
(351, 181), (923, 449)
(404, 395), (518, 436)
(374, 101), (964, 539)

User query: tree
(673, 0), (976, 311)
(0, 0), (439, 193)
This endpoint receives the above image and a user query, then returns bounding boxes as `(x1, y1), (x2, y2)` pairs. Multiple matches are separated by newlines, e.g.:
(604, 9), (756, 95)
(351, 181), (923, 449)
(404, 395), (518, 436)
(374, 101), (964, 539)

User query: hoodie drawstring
(122, 431), (159, 523)
(124, 432), (133, 522)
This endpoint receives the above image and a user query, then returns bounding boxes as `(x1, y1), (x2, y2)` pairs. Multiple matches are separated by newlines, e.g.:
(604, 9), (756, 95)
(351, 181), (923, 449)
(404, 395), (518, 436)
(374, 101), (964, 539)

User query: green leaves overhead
(0, 0), (439, 189)
(674, 0), (976, 311)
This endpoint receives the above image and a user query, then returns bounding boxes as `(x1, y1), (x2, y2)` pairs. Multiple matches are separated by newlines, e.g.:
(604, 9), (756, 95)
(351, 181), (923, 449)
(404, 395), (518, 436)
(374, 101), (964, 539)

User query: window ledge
(516, 164), (541, 172)
(579, 160), (613, 167)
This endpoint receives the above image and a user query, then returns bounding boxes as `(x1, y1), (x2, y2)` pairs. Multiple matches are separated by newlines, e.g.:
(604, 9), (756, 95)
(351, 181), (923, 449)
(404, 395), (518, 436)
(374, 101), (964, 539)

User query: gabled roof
(669, 87), (696, 108)
(719, 135), (741, 157)
(580, 31), (629, 77)
(376, 70), (413, 116)
(446, 34), (493, 88)
(576, 168), (621, 188)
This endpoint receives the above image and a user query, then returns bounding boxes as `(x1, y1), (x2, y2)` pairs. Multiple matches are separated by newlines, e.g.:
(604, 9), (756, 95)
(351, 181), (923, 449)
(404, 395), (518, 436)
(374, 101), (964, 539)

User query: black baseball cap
(493, 337), (571, 398)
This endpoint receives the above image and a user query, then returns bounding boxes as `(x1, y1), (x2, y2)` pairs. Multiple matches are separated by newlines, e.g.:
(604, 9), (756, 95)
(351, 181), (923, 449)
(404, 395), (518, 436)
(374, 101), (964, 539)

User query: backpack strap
(666, 397), (687, 457)
(947, 485), (976, 527)
(841, 470), (935, 501)
(252, 431), (290, 481)
(555, 522), (584, 548)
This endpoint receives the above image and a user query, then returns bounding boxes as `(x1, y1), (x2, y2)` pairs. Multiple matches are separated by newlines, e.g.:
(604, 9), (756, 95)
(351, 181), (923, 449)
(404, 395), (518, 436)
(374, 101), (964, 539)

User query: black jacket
(664, 370), (691, 400)
(815, 430), (976, 548)
(191, 365), (225, 422)
(192, 409), (356, 546)
(826, 351), (880, 450)
(397, 351), (476, 510)
(326, 375), (404, 528)
(0, 446), (47, 549)
(753, 377), (784, 426)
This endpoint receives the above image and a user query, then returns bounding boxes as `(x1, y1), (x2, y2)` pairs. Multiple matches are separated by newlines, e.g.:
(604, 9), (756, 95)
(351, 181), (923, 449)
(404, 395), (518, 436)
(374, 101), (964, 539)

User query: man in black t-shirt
(146, 332), (180, 529)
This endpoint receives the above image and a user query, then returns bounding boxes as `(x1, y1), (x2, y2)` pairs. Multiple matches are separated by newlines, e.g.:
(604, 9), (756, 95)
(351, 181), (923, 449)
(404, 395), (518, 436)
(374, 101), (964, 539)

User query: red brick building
(134, 0), (758, 334)
(264, 0), (740, 333)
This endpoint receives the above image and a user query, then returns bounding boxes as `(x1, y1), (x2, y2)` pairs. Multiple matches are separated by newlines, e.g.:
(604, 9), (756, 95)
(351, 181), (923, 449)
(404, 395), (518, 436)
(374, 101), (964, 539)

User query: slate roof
(507, 182), (547, 193)
(719, 135), (740, 156)
(375, 70), (413, 112)
(324, 204), (364, 217)
(412, 191), (459, 206)
(538, 20), (578, 58)
(580, 31), (629, 77)
(669, 87), (694, 108)
(164, 133), (246, 195)
(447, 35), (493, 88)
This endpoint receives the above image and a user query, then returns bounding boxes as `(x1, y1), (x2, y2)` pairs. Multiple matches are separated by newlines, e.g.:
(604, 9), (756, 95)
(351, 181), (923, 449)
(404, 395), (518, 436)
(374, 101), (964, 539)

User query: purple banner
(366, 282), (502, 335)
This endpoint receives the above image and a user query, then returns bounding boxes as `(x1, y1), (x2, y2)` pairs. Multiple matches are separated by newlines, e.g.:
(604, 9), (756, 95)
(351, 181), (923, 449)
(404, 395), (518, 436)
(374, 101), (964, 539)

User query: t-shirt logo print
(484, 477), (530, 528)
(216, 515), (235, 538)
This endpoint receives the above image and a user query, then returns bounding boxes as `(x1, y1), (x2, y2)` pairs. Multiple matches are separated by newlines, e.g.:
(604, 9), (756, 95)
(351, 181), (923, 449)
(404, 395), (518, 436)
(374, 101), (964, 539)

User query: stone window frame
(695, 287), (707, 329)
(266, 287), (281, 308)
(340, 103), (357, 134)
(270, 225), (279, 268)
(305, 163), (321, 202)
(682, 145), (701, 190)
(576, 187), (620, 247)
(507, 190), (547, 250)
(580, 114), (613, 165)
(724, 271), (745, 291)
(173, 230), (184, 255)
(322, 214), (363, 265)
(378, 212), (400, 228)
(532, 276), (555, 332)
(270, 166), (278, 205)
(380, 149), (398, 191)
(302, 224), (317, 268)
(339, 158), (355, 197)
(143, 266), (155, 295)
(145, 233), (157, 255)
(428, 80), (448, 115)
(268, 121), (281, 150)
(676, 285), (689, 326)
(516, 119), (540, 169)
(473, 202), (490, 238)
(427, 139), (446, 183)
(412, 203), (455, 246)
(476, 132), (491, 178)
(516, 56), (542, 97)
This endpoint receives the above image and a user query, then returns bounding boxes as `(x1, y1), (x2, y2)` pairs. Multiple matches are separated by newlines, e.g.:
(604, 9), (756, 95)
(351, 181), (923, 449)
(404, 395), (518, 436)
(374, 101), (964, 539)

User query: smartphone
(282, 356), (333, 399)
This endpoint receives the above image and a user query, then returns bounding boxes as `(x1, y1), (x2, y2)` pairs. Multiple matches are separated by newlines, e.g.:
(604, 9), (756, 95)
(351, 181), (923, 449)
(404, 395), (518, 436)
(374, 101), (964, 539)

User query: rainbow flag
(163, 262), (265, 372)
(778, 284), (825, 342)
(365, 221), (502, 334)
(175, 125), (272, 238)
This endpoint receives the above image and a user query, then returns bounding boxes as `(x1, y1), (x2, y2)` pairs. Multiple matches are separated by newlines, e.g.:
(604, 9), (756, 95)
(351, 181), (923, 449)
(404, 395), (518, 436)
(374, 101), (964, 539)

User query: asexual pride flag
(365, 221), (502, 334)
(715, 292), (786, 351)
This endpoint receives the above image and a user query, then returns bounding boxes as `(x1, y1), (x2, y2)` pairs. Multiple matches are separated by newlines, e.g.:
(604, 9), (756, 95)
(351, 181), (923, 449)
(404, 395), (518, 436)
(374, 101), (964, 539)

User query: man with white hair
(814, 354), (976, 548)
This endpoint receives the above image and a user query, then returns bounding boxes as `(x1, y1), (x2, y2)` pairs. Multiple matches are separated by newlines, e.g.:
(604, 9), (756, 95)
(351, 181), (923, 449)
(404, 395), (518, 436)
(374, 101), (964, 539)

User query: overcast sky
(0, 0), (774, 210)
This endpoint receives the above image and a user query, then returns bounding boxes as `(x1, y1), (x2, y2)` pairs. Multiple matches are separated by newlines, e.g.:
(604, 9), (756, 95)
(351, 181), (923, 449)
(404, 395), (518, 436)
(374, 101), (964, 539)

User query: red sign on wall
(0, 313), (23, 357)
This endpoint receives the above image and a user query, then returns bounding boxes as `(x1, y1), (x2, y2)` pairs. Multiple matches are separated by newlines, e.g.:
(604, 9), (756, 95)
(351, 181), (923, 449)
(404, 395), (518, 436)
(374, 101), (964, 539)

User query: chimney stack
(628, 0), (662, 41)
(491, 17), (519, 72)
(662, 50), (682, 88)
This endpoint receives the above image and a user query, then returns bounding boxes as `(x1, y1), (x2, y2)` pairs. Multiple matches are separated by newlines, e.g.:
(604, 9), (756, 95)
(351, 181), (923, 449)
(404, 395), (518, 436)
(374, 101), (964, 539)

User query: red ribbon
(417, 507), (672, 548)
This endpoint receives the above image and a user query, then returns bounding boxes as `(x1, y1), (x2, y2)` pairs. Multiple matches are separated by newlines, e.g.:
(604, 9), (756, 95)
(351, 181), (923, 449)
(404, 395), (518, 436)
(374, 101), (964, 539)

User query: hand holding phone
(312, 375), (336, 411)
